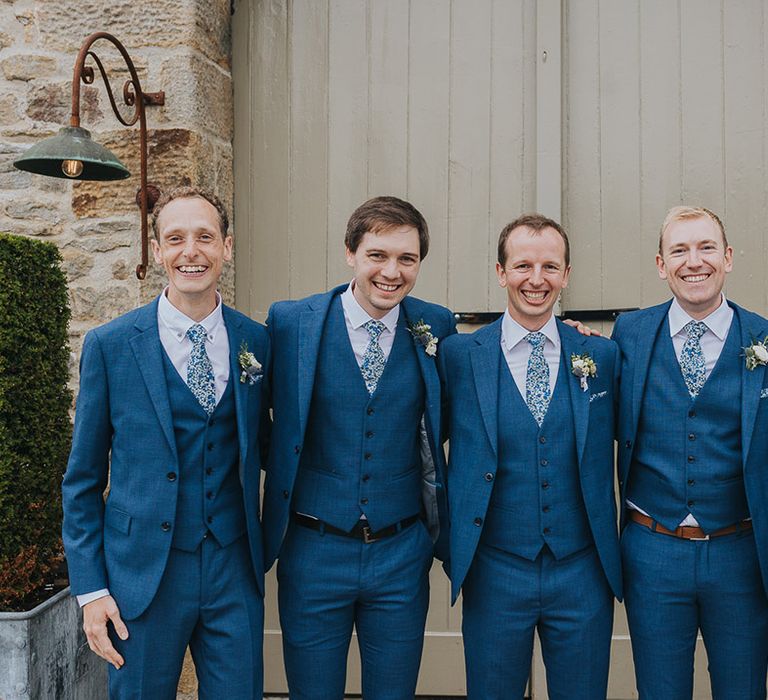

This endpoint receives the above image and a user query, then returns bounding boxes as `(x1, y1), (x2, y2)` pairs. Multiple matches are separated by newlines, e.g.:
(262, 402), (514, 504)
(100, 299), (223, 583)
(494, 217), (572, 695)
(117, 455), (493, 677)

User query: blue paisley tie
(525, 332), (550, 426)
(361, 320), (386, 395)
(186, 324), (216, 414)
(680, 320), (707, 397)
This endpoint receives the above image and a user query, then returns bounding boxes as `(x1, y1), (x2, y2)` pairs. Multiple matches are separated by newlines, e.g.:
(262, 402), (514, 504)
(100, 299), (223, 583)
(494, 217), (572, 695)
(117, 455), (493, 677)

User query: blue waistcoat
(627, 316), (749, 532)
(291, 298), (425, 532)
(481, 353), (593, 560)
(162, 352), (247, 551)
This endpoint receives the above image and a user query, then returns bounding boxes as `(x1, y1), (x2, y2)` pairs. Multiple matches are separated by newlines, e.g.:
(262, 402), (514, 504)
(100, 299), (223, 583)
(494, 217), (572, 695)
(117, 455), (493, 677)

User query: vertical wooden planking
(368, 0), (410, 196)
(448, 0), (493, 312)
(232, 0), (253, 315)
(289, 0), (330, 299)
(638, 0), (682, 308)
(680, 0), (725, 210)
(521, 0), (538, 216)
(327, 0), (370, 286)
(723, 1), (765, 310)
(598, 0), (641, 309)
(563, 0), (602, 311)
(488, 0), (529, 311)
(408, 2), (451, 306)
(248, 0), (291, 313)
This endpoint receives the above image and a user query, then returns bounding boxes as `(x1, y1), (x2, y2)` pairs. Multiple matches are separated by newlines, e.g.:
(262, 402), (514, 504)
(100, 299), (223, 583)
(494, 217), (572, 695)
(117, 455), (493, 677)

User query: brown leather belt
(292, 512), (420, 544)
(629, 510), (752, 541)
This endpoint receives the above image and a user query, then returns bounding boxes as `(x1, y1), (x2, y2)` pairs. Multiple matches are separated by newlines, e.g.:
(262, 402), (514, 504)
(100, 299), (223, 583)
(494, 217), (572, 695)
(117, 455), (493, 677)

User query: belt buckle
(688, 533), (710, 541)
(362, 525), (379, 544)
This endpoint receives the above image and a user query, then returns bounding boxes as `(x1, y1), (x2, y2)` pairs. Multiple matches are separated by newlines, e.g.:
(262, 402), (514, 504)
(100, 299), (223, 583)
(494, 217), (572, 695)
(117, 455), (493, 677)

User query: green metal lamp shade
(13, 126), (130, 181)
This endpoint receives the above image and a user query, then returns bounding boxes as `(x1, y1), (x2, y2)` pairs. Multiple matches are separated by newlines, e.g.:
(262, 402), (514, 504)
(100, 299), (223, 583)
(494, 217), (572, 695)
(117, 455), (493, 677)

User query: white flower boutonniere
(744, 336), (768, 371)
(571, 353), (597, 392)
(408, 319), (438, 357)
(238, 342), (263, 384)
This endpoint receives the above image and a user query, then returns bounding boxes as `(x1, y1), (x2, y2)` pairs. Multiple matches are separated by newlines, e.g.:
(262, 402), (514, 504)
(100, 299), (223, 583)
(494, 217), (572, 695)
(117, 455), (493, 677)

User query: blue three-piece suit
(62, 298), (270, 699)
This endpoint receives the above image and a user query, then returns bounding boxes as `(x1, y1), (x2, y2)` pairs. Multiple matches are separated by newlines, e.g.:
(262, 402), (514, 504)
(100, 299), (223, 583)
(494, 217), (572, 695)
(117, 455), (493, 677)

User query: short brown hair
(658, 206), (728, 254)
(497, 213), (570, 267)
(151, 186), (229, 240)
(345, 196), (429, 260)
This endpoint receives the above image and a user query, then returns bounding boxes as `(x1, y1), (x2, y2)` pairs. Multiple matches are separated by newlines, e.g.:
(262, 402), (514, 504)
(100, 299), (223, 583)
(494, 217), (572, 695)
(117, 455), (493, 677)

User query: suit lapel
(223, 306), (249, 466)
(470, 320), (502, 457)
(630, 304), (669, 440)
(558, 321), (590, 465)
(737, 305), (767, 466)
(129, 300), (178, 461)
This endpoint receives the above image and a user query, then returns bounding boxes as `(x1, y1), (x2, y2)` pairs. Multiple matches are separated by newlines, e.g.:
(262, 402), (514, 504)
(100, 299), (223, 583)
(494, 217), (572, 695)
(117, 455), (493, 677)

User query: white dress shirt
(627, 294), (733, 527)
(341, 282), (399, 365)
(78, 291), (230, 607)
(500, 310), (561, 398)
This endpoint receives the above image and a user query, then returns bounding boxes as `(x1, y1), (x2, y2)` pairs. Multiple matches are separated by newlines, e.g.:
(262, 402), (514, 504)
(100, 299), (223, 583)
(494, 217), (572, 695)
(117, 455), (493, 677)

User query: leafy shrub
(0, 233), (71, 611)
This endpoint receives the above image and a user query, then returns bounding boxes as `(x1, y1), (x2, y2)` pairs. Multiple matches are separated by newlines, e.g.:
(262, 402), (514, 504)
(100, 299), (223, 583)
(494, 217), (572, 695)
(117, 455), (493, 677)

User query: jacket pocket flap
(105, 507), (132, 535)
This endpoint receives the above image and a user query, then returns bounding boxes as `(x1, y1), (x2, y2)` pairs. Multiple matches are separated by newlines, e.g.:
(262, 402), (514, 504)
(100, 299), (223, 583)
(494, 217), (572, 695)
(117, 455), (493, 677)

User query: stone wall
(0, 0), (235, 373)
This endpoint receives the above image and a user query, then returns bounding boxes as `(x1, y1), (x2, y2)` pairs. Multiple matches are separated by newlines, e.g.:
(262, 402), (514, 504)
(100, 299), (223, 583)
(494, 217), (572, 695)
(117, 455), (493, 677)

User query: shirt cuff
(77, 589), (110, 607)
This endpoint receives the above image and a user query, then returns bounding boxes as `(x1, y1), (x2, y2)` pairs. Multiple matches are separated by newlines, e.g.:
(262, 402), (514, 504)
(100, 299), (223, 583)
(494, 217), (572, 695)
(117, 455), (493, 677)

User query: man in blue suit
(263, 196), (456, 699)
(613, 206), (768, 700)
(440, 214), (622, 699)
(62, 186), (270, 699)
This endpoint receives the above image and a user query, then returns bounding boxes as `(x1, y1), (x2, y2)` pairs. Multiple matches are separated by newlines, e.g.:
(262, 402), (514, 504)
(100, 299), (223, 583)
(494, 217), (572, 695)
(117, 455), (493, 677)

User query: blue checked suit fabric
(525, 332), (550, 426)
(680, 320), (708, 397)
(186, 324), (216, 414)
(361, 319), (386, 395)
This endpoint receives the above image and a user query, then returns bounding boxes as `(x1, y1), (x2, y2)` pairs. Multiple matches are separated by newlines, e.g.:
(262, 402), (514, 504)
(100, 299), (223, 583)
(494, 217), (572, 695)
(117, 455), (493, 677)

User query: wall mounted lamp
(13, 32), (165, 279)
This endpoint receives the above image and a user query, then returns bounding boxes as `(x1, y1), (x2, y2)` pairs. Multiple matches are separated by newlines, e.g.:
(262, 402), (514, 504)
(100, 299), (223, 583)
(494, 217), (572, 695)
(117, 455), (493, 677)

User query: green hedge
(0, 233), (72, 611)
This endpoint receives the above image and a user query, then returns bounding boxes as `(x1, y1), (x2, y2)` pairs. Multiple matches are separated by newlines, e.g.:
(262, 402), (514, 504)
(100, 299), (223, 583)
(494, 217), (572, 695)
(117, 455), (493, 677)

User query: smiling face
(496, 225), (571, 331)
(345, 225), (421, 319)
(151, 196), (232, 319)
(656, 215), (733, 319)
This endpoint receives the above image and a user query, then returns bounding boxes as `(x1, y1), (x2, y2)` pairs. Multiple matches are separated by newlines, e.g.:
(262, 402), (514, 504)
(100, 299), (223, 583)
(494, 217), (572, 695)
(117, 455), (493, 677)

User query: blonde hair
(658, 206), (727, 254)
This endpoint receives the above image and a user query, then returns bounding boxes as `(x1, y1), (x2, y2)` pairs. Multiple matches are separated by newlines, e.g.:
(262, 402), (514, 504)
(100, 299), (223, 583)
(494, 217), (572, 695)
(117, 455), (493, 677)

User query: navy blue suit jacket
(440, 318), (623, 604)
(613, 299), (768, 594)
(62, 298), (270, 619)
(262, 285), (456, 570)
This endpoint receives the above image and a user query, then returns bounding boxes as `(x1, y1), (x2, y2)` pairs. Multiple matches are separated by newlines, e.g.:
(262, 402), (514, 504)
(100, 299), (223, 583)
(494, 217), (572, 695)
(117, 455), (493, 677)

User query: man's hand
(82, 595), (129, 669)
(562, 318), (602, 336)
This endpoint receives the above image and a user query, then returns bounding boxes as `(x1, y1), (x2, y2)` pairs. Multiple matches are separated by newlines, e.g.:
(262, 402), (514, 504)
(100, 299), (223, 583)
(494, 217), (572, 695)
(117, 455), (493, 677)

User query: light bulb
(61, 159), (83, 178)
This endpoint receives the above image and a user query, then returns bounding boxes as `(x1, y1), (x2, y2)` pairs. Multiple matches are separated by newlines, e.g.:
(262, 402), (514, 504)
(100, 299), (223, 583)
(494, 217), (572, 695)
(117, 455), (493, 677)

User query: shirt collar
(341, 281), (400, 333)
(668, 294), (732, 341)
(157, 289), (224, 344)
(501, 310), (560, 352)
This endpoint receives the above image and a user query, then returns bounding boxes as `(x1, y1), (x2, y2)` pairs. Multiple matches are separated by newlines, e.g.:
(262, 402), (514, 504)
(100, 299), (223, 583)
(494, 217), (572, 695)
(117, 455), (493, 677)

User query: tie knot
(525, 332), (546, 350)
(364, 319), (386, 340)
(186, 324), (207, 345)
(684, 320), (707, 341)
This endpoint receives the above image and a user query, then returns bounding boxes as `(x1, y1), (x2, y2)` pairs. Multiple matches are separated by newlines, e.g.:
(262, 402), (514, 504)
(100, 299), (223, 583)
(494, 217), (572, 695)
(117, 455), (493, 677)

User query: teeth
(683, 274), (708, 282)
(522, 291), (546, 300)
(374, 282), (398, 292)
(179, 265), (206, 273)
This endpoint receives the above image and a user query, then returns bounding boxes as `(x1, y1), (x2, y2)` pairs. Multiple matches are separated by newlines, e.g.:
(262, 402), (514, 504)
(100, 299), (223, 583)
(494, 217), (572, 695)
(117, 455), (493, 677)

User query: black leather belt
(291, 512), (420, 544)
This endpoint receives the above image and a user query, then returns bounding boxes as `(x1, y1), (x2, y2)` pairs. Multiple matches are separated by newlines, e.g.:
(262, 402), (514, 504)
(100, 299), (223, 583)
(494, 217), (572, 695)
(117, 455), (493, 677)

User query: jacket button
(206, 491), (213, 500)
(540, 459), (548, 467)
(688, 455), (695, 463)
(688, 410), (696, 418)
(207, 442), (214, 451)
(539, 436), (546, 444)
(542, 505), (550, 513)
(473, 517), (483, 526)
(542, 481), (549, 489)
(206, 467), (213, 476)
(282, 490), (289, 498)
(360, 498), (369, 505)
(484, 472), (494, 482)
(366, 431), (374, 438)
(625, 440), (632, 449)
(161, 521), (171, 532)
(367, 407), (374, 415)
(362, 474), (371, 482)
(687, 500), (695, 507)
(543, 527), (551, 535)
(294, 445), (301, 454)
(207, 515), (214, 524)
(688, 433), (696, 441)
(166, 472), (177, 481)
(688, 479), (695, 486)
(364, 453), (372, 460)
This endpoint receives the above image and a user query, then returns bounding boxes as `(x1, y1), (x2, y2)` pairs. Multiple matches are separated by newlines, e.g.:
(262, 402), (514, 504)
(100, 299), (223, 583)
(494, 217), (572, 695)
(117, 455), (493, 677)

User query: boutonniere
(408, 319), (438, 357)
(571, 353), (597, 392)
(744, 336), (768, 371)
(238, 342), (263, 384)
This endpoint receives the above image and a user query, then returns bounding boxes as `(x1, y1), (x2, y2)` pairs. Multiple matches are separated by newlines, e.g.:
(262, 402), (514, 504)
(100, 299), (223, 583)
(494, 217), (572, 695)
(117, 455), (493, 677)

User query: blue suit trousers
(623, 520), (768, 700)
(277, 519), (433, 700)
(462, 543), (613, 700)
(108, 535), (264, 700)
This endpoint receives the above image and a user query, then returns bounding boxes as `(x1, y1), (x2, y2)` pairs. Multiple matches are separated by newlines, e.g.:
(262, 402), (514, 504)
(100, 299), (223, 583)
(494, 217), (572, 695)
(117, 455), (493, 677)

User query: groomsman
(263, 196), (456, 699)
(62, 186), (269, 698)
(440, 213), (622, 699)
(613, 206), (768, 699)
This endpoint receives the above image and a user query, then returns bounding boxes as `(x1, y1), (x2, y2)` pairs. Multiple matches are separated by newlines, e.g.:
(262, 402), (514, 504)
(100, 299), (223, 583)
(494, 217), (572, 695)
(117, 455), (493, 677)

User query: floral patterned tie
(525, 332), (550, 426)
(680, 320), (707, 398)
(186, 324), (216, 415)
(361, 320), (386, 395)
